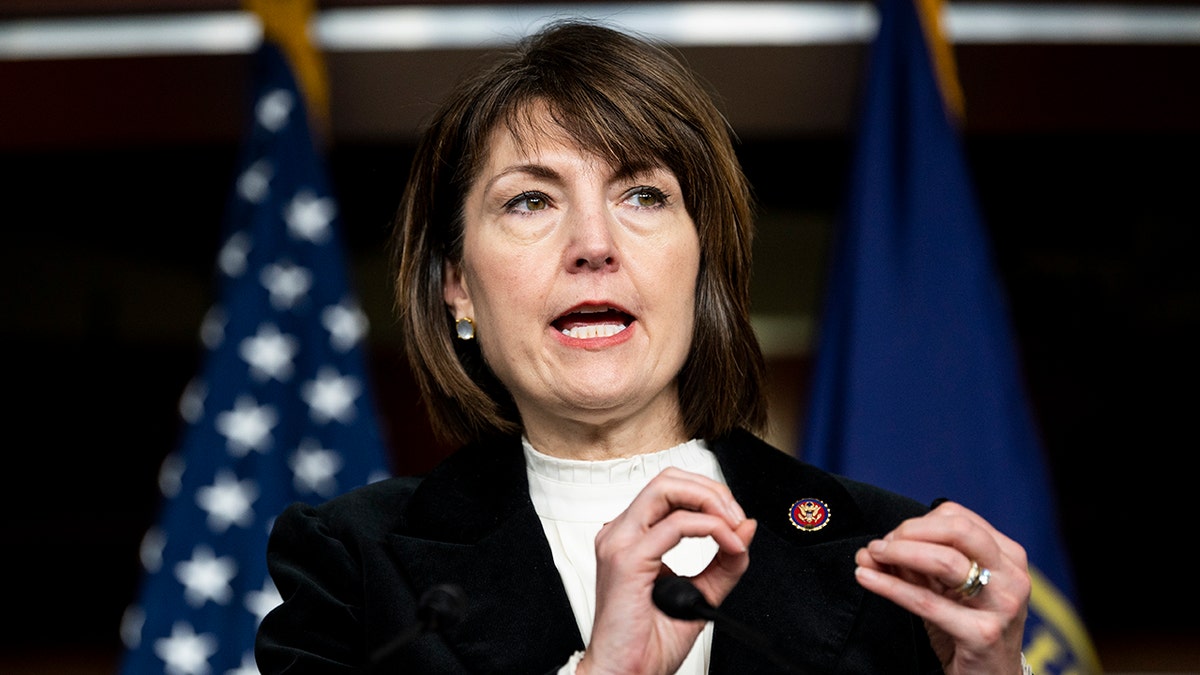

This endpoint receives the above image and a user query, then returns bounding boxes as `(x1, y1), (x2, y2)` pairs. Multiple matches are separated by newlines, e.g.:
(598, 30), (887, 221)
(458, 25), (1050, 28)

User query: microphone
(371, 584), (467, 668)
(652, 575), (804, 674)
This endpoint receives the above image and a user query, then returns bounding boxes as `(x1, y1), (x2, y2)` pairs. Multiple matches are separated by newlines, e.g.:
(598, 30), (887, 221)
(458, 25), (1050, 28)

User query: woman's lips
(551, 306), (634, 339)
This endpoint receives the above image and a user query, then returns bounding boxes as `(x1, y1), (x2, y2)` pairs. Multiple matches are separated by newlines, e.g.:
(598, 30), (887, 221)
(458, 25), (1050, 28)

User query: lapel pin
(788, 498), (830, 531)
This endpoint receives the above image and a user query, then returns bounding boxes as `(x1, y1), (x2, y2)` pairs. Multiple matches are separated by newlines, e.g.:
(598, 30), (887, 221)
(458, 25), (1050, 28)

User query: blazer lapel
(708, 431), (876, 674)
(388, 436), (584, 673)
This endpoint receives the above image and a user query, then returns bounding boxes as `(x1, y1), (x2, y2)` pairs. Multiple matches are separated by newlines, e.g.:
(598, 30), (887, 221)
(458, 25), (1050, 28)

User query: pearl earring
(455, 317), (475, 340)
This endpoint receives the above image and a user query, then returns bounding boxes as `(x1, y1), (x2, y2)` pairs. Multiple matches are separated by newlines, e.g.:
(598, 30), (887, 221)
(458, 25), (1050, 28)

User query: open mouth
(551, 305), (634, 339)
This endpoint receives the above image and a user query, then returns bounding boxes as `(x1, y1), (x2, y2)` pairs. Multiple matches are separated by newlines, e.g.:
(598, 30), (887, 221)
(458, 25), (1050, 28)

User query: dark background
(2, 1), (1198, 672)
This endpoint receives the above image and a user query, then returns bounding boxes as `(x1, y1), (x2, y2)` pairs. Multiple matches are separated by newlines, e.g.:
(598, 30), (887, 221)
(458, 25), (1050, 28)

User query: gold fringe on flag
(913, 0), (965, 124)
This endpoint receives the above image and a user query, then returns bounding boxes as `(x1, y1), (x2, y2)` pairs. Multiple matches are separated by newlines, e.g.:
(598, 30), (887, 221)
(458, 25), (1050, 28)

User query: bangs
(495, 93), (679, 179)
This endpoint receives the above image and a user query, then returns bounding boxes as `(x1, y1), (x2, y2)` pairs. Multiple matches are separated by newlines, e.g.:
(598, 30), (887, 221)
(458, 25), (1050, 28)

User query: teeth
(561, 324), (627, 339)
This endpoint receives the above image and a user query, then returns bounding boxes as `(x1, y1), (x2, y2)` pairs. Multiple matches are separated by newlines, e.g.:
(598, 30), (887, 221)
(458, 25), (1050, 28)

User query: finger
(947, 504), (1030, 574)
(597, 511), (752, 586)
(856, 553), (1030, 656)
(711, 518), (756, 571)
(884, 511), (999, 564)
(691, 518), (757, 606)
(860, 503), (1030, 605)
(923, 501), (1027, 566)
(857, 513), (1030, 617)
(853, 564), (990, 642)
(634, 510), (752, 560)
(875, 506), (1019, 596)
(621, 468), (747, 528)
(857, 537), (979, 597)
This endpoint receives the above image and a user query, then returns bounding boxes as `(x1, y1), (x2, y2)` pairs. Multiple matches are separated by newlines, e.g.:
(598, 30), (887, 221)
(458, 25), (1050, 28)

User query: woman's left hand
(853, 500), (1031, 675)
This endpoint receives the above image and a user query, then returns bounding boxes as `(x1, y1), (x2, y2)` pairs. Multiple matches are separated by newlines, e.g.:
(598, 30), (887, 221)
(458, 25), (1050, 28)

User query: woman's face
(445, 108), (700, 443)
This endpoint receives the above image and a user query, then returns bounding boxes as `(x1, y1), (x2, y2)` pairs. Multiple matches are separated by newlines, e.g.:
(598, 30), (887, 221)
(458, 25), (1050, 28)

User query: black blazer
(256, 429), (942, 674)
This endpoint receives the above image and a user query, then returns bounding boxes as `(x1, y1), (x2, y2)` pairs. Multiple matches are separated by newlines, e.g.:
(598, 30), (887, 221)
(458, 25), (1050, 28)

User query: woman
(256, 19), (1031, 674)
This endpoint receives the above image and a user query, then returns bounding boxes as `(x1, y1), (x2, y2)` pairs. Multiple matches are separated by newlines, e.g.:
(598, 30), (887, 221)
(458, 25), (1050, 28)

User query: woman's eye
(505, 191), (549, 213)
(624, 187), (667, 208)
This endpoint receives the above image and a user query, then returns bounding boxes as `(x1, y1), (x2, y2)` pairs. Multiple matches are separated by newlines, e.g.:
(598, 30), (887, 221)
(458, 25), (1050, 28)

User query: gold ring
(958, 560), (990, 598)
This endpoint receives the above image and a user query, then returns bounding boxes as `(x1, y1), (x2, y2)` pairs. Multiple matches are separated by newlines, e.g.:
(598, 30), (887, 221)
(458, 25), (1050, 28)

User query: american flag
(117, 39), (392, 675)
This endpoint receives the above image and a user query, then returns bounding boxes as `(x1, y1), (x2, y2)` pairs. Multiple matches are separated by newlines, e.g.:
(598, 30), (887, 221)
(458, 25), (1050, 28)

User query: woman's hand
(854, 500), (1031, 675)
(577, 467), (757, 675)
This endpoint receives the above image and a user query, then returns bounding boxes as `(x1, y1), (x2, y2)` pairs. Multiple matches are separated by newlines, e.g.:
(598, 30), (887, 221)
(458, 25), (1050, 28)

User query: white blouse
(524, 438), (726, 675)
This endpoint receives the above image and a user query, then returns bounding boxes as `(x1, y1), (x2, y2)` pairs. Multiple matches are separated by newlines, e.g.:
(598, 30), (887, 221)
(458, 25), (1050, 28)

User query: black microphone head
(652, 575), (715, 621)
(417, 584), (467, 632)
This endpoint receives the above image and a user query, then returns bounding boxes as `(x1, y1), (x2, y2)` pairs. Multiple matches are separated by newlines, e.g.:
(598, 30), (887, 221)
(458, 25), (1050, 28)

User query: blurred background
(2, 0), (1198, 672)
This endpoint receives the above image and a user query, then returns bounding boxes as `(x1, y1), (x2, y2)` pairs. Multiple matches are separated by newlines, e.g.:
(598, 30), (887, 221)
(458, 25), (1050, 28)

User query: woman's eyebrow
(480, 163), (562, 194)
(612, 162), (671, 183)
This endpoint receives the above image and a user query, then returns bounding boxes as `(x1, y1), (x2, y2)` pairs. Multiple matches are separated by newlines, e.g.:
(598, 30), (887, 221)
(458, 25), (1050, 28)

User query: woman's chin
(542, 380), (679, 426)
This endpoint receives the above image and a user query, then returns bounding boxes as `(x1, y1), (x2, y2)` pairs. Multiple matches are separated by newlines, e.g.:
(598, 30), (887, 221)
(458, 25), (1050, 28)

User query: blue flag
(799, 0), (1101, 672)
(117, 40), (392, 675)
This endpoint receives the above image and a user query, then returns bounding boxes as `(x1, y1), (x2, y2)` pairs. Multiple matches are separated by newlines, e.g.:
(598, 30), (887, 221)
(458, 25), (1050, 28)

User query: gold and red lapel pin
(788, 498), (830, 531)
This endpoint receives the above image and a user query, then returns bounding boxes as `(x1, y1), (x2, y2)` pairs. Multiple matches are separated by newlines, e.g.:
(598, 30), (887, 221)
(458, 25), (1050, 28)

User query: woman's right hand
(577, 467), (757, 675)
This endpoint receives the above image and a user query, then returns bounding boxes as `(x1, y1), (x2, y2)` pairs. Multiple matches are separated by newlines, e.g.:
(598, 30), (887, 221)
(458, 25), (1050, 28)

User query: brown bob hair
(391, 19), (768, 447)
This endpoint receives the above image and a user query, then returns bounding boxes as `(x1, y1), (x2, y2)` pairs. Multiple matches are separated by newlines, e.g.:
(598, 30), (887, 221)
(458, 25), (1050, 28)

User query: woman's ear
(443, 258), (473, 317)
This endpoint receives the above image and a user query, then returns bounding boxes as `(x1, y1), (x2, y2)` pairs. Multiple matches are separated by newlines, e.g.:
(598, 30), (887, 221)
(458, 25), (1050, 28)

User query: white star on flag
(289, 438), (343, 496)
(236, 158), (274, 204)
(214, 395), (277, 456)
(176, 545), (238, 608)
(179, 378), (207, 425)
(240, 323), (298, 382)
(120, 606), (146, 650)
(261, 260), (312, 310)
(155, 622), (219, 675)
(323, 300), (368, 352)
(158, 452), (186, 498)
(218, 232), (251, 278)
(139, 526), (167, 573)
(195, 469), (259, 533)
(244, 578), (283, 626)
(285, 189), (336, 243)
(301, 366), (360, 424)
(256, 88), (294, 132)
(200, 307), (227, 349)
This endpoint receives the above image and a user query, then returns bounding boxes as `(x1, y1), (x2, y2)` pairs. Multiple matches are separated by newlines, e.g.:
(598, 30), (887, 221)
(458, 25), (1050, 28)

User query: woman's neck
(520, 402), (689, 461)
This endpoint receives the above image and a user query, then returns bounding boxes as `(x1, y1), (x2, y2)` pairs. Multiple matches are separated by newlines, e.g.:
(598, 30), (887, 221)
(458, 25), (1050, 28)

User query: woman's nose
(567, 205), (619, 272)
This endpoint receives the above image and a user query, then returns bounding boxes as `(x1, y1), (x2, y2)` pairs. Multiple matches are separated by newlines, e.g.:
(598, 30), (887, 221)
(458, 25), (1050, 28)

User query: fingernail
(868, 539), (887, 553)
(728, 499), (746, 523)
(855, 566), (878, 583)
